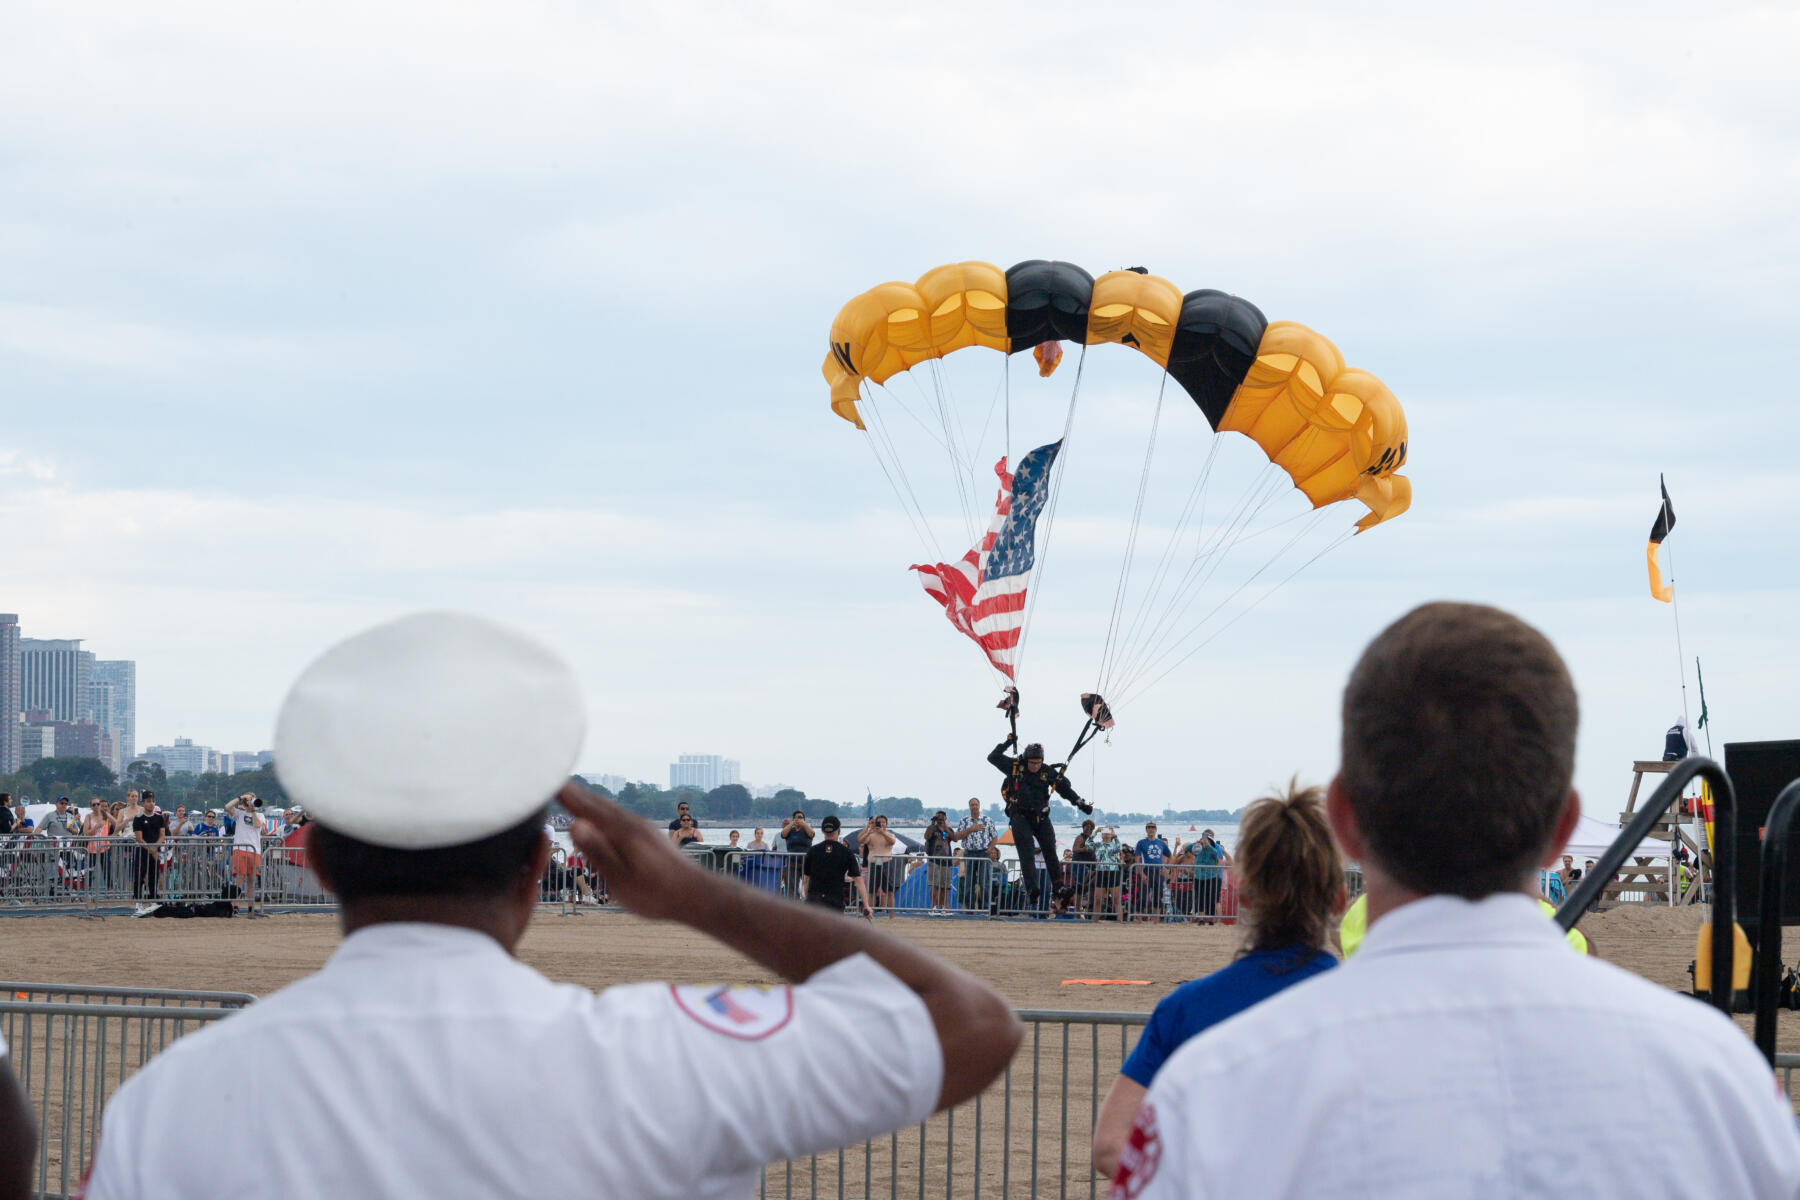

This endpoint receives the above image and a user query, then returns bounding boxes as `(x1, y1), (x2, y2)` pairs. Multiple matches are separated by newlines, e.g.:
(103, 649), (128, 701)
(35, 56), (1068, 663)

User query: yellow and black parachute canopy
(823, 259), (1410, 531)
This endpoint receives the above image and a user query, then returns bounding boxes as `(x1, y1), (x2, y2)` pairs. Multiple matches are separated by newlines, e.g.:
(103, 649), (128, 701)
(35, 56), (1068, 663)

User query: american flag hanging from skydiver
(910, 440), (1062, 680)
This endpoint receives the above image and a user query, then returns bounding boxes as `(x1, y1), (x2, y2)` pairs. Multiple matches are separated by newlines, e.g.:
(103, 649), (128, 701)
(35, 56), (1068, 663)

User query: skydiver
(988, 734), (1093, 917)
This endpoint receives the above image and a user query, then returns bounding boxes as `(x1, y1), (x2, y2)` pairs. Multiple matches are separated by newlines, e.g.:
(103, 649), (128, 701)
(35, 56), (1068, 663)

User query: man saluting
(988, 734), (1091, 916)
(81, 612), (1020, 1199)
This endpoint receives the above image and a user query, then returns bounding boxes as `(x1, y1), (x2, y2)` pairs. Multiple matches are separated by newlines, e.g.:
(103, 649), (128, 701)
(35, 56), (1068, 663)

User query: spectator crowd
(0, 789), (312, 914)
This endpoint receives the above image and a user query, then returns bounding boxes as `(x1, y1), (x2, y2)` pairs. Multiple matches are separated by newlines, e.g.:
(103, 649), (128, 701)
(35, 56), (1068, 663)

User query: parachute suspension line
(869, 379), (956, 457)
(861, 385), (1007, 696)
(1095, 370), (1171, 698)
(1111, 470), (1302, 694)
(1013, 343), (1090, 681)
(1108, 437), (1223, 687)
(970, 365), (1007, 501)
(1003, 352), (1012, 476)
(1107, 464), (1287, 691)
(1116, 523), (1355, 712)
(1114, 501), (1341, 701)
(860, 383), (944, 563)
(922, 359), (981, 549)
(1123, 473), (1369, 694)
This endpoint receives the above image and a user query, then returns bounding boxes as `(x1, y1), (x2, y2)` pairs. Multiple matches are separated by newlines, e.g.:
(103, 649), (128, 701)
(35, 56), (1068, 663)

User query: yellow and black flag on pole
(1647, 475), (1676, 602)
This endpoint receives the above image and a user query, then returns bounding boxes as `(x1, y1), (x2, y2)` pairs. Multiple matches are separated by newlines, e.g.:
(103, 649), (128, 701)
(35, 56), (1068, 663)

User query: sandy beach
(0, 902), (1776, 1030)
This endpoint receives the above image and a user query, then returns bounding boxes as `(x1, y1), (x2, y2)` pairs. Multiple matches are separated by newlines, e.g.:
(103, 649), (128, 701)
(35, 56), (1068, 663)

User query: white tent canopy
(1563, 814), (1674, 862)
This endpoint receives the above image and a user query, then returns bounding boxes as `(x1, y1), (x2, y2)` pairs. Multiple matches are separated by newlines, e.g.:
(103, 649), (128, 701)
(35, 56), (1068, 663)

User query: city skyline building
(92, 659), (136, 767)
(140, 737), (212, 777)
(89, 679), (119, 772)
(668, 753), (741, 792)
(20, 723), (54, 764)
(21, 638), (93, 725)
(0, 614), (20, 774)
(224, 750), (274, 774)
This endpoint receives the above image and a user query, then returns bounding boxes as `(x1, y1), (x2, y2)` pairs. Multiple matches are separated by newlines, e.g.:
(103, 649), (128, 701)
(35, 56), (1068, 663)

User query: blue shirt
(1134, 837), (1170, 866)
(1120, 945), (1337, 1087)
(191, 823), (219, 837)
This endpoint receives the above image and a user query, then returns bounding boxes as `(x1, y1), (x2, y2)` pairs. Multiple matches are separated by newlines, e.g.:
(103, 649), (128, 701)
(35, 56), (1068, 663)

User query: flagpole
(1666, 540), (1692, 733)
(1665, 540), (1693, 909)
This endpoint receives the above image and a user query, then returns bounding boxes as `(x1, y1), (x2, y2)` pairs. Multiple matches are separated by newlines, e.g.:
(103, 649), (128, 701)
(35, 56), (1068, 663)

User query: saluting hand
(561, 782), (707, 922)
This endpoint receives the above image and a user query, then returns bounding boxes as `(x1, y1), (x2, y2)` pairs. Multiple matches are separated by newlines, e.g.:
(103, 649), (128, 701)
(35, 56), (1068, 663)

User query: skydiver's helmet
(1022, 743), (1044, 762)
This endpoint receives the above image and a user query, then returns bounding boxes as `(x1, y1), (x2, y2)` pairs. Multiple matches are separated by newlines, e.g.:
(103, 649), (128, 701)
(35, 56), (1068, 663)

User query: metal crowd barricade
(757, 1009), (1149, 1199)
(255, 834), (333, 910)
(0, 830), (1366, 925)
(3, 993), (245, 1199)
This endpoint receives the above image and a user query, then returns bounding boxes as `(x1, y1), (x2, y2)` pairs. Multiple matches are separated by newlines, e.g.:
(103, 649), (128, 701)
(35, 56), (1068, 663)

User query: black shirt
(0, 807), (12, 835)
(133, 812), (170, 846)
(667, 816), (690, 830)
(802, 840), (860, 906)
(987, 741), (1085, 814)
(783, 824), (814, 855)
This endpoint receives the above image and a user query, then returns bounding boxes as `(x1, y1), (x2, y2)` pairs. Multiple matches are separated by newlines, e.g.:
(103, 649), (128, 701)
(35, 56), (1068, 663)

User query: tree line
(599, 781), (849, 823)
(0, 757), (289, 810)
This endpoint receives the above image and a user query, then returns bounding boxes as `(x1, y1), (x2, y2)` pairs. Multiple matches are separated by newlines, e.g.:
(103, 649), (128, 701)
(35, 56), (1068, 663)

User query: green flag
(1696, 658), (1709, 730)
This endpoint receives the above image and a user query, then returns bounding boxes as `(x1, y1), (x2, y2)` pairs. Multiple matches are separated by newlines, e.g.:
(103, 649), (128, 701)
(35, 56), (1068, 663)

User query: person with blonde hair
(1091, 780), (1341, 1178)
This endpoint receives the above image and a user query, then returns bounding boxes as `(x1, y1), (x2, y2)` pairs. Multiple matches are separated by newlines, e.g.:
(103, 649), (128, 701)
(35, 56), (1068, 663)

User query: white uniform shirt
(1116, 893), (1800, 1200)
(84, 923), (941, 1199)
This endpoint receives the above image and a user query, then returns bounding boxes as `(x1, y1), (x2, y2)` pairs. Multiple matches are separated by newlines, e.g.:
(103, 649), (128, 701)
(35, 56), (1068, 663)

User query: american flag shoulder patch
(669, 983), (795, 1041)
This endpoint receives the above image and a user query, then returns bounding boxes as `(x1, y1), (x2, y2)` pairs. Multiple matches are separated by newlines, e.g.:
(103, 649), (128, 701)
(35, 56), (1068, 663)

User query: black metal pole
(1753, 779), (1800, 1062)
(1555, 756), (1736, 1017)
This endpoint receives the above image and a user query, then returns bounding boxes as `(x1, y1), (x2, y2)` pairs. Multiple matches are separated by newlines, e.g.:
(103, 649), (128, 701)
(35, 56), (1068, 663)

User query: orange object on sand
(1060, 979), (1152, 987)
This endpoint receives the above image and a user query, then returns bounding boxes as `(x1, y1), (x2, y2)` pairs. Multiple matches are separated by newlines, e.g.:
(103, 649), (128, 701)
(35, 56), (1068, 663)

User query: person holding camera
(924, 811), (955, 915)
(779, 810), (814, 896)
(857, 814), (898, 911)
(224, 793), (264, 914)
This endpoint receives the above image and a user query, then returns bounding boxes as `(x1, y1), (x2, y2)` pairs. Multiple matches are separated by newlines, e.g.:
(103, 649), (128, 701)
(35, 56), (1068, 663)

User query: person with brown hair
(1090, 780), (1341, 1179)
(1112, 603), (1800, 1198)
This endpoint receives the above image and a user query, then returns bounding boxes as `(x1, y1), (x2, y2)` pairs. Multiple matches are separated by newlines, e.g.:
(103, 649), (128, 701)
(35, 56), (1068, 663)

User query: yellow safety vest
(1339, 893), (1588, 957)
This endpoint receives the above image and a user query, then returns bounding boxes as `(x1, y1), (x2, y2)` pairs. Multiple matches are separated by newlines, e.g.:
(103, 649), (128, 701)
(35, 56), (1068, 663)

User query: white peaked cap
(275, 612), (585, 850)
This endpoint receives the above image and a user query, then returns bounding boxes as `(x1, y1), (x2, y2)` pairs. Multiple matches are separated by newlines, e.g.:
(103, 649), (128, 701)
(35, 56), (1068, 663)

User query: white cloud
(0, 0), (1795, 819)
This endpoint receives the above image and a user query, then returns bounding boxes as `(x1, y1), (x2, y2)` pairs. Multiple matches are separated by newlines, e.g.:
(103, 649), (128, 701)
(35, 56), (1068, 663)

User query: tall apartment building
(668, 754), (741, 792)
(21, 639), (94, 724)
(141, 737), (212, 777)
(92, 660), (137, 767)
(20, 723), (55, 765)
(225, 750), (273, 774)
(0, 614), (20, 774)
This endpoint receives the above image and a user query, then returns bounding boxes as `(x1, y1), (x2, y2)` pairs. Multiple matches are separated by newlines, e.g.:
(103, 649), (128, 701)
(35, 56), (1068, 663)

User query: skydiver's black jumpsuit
(988, 741), (1088, 910)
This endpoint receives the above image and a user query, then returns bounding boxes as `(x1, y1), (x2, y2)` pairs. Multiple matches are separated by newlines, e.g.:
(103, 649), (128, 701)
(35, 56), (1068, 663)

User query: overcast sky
(3, 1), (1795, 818)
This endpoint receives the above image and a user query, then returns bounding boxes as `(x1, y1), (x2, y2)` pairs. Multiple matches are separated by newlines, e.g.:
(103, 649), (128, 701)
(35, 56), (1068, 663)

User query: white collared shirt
(84, 923), (941, 1199)
(1117, 893), (1800, 1199)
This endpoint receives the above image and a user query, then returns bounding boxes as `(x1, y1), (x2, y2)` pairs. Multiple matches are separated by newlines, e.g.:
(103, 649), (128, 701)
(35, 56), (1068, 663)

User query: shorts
(928, 861), (953, 890)
(1095, 867), (1121, 887)
(232, 848), (260, 878)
